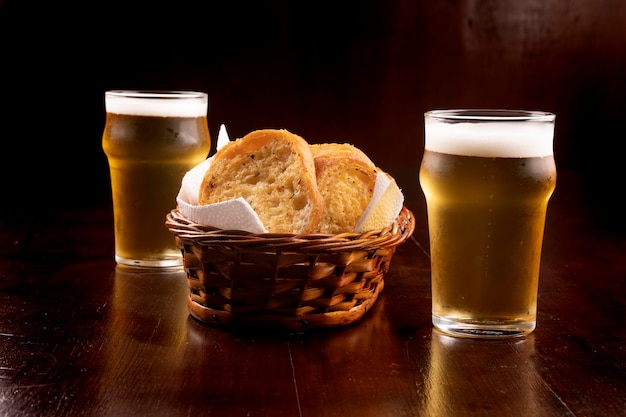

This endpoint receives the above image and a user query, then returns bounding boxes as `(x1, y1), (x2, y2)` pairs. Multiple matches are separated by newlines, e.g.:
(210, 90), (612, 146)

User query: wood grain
(1, 170), (624, 416)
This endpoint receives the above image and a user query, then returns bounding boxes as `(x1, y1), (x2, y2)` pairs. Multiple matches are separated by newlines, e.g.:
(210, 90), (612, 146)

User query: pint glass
(419, 109), (556, 338)
(103, 91), (211, 268)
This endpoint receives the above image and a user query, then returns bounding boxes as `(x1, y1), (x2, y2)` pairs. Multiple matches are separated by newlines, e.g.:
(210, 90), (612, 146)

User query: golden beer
(419, 110), (556, 337)
(103, 91), (211, 268)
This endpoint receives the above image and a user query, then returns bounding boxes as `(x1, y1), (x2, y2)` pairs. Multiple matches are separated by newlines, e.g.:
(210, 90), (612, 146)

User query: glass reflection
(97, 266), (190, 414)
(422, 330), (538, 416)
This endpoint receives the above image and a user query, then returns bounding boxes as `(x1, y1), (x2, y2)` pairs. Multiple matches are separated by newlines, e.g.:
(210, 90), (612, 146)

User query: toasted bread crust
(199, 129), (323, 234)
(310, 143), (379, 233)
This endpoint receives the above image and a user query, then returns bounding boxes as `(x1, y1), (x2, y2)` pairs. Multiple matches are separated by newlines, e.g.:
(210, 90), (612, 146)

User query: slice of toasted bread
(198, 129), (323, 234)
(310, 143), (379, 234)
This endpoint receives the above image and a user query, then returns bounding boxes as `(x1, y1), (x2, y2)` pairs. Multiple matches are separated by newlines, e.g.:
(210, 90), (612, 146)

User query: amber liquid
(419, 150), (556, 336)
(103, 113), (210, 267)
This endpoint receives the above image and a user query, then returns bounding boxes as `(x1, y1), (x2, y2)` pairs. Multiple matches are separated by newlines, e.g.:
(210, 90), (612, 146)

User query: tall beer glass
(419, 109), (556, 338)
(103, 91), (211, 268)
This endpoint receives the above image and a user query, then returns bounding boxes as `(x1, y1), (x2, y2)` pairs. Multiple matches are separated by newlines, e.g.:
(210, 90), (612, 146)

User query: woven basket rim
(166, 206), (415, 253)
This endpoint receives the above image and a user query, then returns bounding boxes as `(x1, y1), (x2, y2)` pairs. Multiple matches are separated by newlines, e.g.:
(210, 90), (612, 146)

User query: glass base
(432, 314), (535, 339)
(115, 255), (183, 269)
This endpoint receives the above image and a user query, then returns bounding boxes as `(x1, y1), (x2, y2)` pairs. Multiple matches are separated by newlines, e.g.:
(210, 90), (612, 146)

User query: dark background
(1, 1), (624, 225)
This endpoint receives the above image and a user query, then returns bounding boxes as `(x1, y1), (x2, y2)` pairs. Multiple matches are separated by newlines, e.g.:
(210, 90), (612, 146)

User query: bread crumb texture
(199, 129), (323, 234)
(311, 143), (378, 234)
(199, 130), (401, 234)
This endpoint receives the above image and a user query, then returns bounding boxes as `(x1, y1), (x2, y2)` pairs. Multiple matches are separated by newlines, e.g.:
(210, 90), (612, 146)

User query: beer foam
(105, 91), (207, 117)
(424, 118), (554, 158)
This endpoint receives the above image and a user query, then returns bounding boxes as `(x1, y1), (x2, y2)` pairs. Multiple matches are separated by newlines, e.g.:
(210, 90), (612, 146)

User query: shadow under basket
(165, 206), (415, 331)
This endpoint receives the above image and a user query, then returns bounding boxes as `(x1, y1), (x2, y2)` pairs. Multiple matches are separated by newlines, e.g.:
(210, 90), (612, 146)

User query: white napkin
(175, 124), (404, 234)
(354, 174), (404, 233)
(176, 124), (268, 233)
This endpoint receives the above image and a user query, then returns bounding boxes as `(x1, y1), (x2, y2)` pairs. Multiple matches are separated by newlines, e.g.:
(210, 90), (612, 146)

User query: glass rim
(425, 109), (555, 122)
(105, 90), (207, 100)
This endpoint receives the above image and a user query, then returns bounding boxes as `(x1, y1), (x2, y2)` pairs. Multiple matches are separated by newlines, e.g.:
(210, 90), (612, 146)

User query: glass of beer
(419, 109), (556, 338)
(102, 90), (211, 268)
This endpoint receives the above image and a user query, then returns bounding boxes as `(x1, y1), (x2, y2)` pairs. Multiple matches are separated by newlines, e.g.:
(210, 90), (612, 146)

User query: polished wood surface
(1, 169), (624, 417)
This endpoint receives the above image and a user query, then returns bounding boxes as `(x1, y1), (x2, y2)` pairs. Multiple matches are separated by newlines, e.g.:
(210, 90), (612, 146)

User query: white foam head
(105, 90), (208, 117)
(424, 109), (555, 158)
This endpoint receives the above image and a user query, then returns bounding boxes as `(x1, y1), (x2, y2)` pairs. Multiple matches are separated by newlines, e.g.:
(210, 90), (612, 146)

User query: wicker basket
(165, 206), (415, 331)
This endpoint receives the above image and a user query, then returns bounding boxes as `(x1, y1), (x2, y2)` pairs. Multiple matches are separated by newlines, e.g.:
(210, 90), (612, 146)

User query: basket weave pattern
(166, 206), (415, 330)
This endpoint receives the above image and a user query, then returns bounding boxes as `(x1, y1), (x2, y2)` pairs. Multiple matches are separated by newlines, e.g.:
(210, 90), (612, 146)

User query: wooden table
(1, 169), (624, 417)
